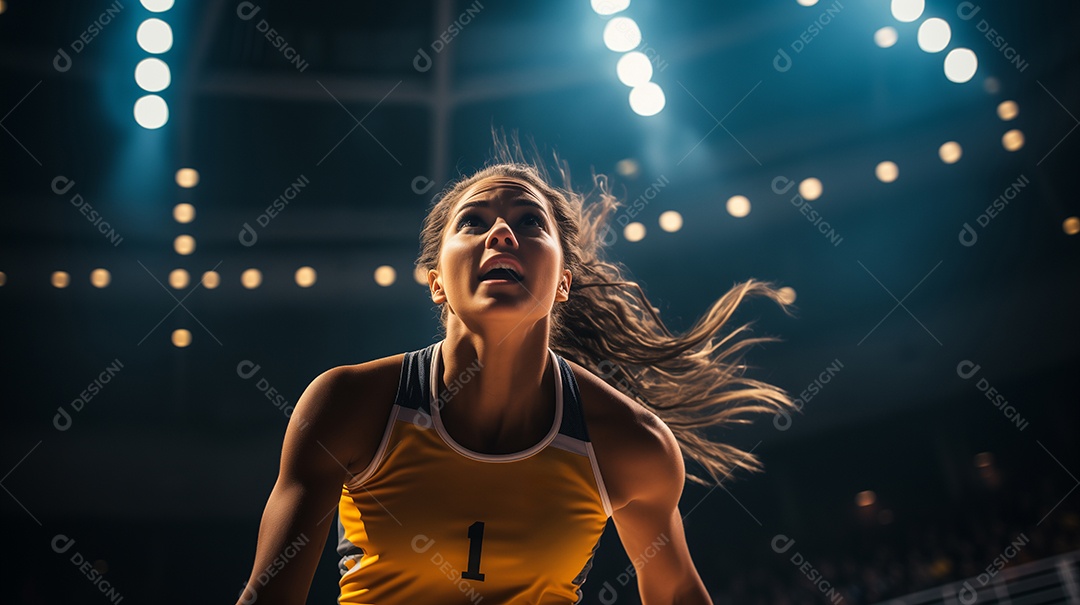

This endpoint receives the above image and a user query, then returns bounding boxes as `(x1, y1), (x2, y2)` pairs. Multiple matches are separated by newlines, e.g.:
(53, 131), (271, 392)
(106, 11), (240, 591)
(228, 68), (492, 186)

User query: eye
(456, 213), (485, 230)
(521, 212), (545, 229)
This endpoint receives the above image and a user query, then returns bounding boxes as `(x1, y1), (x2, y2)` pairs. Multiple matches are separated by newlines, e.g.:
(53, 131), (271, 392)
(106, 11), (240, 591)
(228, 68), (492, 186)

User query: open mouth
(479, 267), (523, 282)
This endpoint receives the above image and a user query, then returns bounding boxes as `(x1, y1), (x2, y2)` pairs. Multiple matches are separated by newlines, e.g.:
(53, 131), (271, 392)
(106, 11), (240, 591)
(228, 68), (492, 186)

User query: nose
(486, 219), (518, 249)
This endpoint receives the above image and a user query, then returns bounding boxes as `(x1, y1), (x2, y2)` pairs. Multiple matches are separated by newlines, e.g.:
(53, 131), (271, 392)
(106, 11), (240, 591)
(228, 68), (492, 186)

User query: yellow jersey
(336, 340), (614, 604)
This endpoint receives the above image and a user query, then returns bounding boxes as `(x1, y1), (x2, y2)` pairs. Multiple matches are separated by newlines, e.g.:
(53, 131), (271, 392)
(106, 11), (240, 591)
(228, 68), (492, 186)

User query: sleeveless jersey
(336, 340), (614, 605)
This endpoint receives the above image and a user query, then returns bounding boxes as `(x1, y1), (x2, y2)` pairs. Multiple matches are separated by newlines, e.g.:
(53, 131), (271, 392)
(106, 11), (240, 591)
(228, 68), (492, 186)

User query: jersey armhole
(585, 440), (614, 518)
(343, 352), (412, 491)
(343, 404), (399, 491)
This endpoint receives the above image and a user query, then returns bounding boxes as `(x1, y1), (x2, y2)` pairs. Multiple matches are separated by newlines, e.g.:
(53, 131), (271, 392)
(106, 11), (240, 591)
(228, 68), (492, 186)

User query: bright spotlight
(726, 195), (751, 218)
(91, 268), (111, 288)
(874, 27), (898, 48)
(944, 48), (977, 83)
(917, 18), (951, 52)
(891, 0), (924, 22)
(374, 265), (397, 287)
(939, 141), (962, 164)
(591, 0), (629, 16)
(1064, 217), (1080, 236)
(604, 17), (642, 52)
(623, 222), (646, 242)
(295, 267), (317, 288)
(175, 168), (199, 188)
(242, 269), (262, 289)
(797, 0), (819, 5)
(658, 211), (683, 232)
(799, 178), (823, 201)
(629, 82), (665, 116)
(1002, 129), (1024, 152)
(169, 268), (190, 289)
(137, 18), (173, 54)
(997, 100), (1018, 121)
(876, 161), (899, 183)
(135, 58), (171, 92)
(140, 0), (174, 12)
(616, 52), (653, 87)
(173, 203), (195, 223)
(134, 94), (169, 129)
(172, 329), (191, 348)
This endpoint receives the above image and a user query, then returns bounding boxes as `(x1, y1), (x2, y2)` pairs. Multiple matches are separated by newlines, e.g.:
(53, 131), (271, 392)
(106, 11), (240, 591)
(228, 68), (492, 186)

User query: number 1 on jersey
(462, 521), (485, 581)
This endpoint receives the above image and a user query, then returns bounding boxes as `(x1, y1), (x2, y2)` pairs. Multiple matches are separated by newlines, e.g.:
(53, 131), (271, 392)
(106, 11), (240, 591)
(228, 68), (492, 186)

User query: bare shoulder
(565, 359), (685, 511)
(291, 352), (406, 474)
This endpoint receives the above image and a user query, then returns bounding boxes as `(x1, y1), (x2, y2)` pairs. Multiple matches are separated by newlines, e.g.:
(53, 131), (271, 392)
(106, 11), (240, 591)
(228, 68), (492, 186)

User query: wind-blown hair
(416, 132), (799, 485)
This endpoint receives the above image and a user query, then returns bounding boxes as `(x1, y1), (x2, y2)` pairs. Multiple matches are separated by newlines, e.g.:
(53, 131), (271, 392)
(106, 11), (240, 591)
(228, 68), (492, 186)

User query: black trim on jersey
(393, 342), (438, 413)
(395, 341), (592, 443)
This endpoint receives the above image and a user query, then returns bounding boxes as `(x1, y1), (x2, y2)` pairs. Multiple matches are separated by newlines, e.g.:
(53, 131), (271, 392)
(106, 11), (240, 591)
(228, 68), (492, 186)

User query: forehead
(453, 176), (550, 212)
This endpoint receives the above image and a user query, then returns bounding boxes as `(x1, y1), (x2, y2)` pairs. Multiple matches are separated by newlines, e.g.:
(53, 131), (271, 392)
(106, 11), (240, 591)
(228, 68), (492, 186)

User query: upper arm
(236, 366), (369, 605)
(609, 413), (713, 605)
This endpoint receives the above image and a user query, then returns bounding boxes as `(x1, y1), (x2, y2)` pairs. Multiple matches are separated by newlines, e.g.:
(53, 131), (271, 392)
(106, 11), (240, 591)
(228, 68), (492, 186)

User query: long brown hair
(417, 132), (799, 485)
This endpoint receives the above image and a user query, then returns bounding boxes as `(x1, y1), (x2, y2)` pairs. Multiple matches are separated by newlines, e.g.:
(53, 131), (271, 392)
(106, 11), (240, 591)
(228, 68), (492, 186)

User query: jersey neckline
(428, 340), (563, 463)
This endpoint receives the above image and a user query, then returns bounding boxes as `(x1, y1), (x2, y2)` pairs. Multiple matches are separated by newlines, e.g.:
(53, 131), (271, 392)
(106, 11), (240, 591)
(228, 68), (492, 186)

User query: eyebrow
(453, 199), (549, 216)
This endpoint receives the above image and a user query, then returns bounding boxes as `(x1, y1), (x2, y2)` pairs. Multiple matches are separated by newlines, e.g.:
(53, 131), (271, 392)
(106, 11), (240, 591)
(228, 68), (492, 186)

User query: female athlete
(236, 136), (797, 605)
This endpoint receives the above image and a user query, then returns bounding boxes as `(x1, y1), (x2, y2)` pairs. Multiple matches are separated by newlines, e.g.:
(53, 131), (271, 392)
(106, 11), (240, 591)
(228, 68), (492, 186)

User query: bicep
(237, 369), (357, 605)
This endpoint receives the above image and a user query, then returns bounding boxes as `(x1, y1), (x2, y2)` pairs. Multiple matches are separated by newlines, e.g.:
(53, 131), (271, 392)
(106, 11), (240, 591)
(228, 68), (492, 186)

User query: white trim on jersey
(429, 340), (563, 463)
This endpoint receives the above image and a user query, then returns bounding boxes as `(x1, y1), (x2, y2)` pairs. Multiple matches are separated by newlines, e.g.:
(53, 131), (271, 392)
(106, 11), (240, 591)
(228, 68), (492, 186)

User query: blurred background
(2, 0), (1078, 603)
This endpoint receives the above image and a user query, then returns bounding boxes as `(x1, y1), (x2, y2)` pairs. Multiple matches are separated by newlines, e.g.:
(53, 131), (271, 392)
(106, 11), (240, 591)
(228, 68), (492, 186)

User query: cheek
(438, 237), (475, 282)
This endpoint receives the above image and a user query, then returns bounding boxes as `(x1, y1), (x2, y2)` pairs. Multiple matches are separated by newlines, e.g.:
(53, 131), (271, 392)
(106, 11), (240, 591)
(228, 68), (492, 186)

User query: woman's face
(429, 176), (572, 328)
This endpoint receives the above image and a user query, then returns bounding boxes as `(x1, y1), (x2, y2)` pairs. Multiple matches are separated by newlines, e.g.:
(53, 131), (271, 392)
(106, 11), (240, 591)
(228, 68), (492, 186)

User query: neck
(438, 315), (556, 451)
